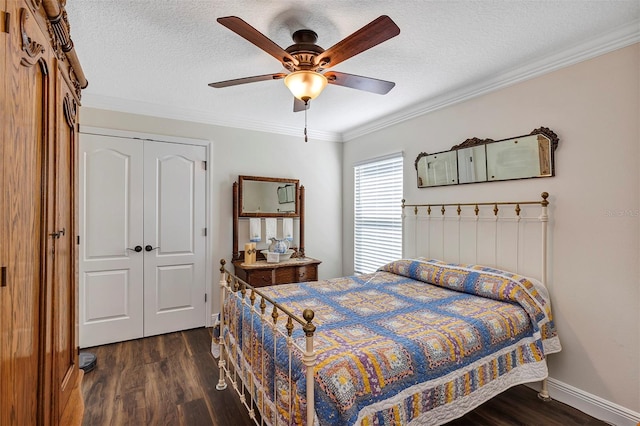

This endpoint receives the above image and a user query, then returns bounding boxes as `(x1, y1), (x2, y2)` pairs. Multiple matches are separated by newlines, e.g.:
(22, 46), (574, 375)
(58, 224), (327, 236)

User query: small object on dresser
(268, 237), (290, 253)
(244, 242), (256, 264)
(266, 252), (280, 263)
(262, 249), (294, 261)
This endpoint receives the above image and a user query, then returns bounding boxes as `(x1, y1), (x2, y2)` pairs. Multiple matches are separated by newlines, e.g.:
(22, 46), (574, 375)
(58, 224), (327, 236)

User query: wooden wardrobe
(1, 0), (87, 424)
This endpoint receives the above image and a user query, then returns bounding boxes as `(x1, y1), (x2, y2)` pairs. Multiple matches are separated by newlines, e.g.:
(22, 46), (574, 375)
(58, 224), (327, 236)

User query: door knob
(127, 245), (143, 252)
(145, 245), (159, 252)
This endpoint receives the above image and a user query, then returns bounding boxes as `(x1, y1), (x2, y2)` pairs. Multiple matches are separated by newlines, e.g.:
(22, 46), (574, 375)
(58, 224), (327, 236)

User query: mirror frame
(415, 127), (559, 188)
(238, 175), (300, 217)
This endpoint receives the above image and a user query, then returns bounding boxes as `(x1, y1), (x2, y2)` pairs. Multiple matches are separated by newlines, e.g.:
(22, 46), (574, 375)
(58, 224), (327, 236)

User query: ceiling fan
(208, 15), (400, 112)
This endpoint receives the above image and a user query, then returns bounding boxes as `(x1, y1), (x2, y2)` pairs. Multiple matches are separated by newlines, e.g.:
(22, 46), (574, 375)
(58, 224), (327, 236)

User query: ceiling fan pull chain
(304, 100), (309, 142)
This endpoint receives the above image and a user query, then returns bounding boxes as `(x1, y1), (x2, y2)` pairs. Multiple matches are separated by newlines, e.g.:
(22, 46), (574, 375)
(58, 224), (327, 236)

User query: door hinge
(77, 235), (80, 245)
(202, 160), (207, 171)
(203, 227), (207, 236)
(204, 293), (207, 303)
(1, 266), (7, 287)
(2, 12), (9, 34)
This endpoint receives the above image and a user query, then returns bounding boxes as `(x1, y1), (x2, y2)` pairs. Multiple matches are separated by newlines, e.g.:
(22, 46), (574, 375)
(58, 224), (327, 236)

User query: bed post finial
(541, 192), (549, 206)
(220, 258), (226, 272)
(302, 309), (316, 336)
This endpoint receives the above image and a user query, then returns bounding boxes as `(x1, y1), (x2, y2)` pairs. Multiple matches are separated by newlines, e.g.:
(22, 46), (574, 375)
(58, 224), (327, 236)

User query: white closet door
(79, 134), (144, 348)
(142, 141), (207, 336)
(79, 135), (208, 348)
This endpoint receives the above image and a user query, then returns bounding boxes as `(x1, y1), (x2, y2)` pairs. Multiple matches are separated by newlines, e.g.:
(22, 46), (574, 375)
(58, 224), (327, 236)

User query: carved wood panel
(19, 7), (45, 66)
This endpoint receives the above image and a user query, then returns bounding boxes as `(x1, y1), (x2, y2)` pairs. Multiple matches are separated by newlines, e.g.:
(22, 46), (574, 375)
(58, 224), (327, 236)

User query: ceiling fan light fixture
(284, 71), (328, 101)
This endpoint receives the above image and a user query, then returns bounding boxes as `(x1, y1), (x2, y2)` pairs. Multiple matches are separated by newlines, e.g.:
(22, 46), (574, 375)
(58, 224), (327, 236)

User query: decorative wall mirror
(415, 127), (558, 188)
(239, 175), (299, 217)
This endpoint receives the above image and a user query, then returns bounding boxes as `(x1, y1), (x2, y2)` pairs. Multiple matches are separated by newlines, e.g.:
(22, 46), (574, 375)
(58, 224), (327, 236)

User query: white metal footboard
(216, 260), (317, 426)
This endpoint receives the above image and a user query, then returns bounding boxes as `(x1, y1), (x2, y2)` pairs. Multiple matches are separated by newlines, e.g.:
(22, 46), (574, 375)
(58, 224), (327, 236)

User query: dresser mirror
(233, 176), (306, 262)
(239, 175), (300, 217)
(415, 127), (558, 188)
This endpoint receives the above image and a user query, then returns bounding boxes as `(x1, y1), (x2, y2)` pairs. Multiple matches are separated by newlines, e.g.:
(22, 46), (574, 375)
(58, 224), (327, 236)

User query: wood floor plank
(82, 328), (609, 426)
(179, 398), (214, 426)
(184, 326), (214, 355)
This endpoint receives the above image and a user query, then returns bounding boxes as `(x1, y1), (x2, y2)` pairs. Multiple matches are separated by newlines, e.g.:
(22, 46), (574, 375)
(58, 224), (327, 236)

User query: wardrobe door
(0, 2), (49, 424)
(51, 71), (80, 422)
(0, 0), (7, 422)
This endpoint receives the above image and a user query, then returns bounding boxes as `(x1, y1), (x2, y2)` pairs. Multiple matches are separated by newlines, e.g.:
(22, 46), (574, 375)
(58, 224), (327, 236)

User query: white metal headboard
(402, 192), (549, 285)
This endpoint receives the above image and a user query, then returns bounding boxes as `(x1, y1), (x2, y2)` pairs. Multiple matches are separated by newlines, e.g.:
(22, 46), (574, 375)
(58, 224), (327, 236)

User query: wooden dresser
(233, 257), (322, 287)
(231, 176), (322, 287)
(1, 1), (86, 424)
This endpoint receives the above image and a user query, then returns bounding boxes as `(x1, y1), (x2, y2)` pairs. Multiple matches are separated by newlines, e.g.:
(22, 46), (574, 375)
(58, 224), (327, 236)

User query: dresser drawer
(247, 269), (273, 287)
(274, 267), (296, 284)
(296, 265), (317, 282)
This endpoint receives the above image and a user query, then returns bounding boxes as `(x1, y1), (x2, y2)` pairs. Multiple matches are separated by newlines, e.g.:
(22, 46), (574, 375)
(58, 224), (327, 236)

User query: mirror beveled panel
(487, 134), (552, 181)
(416, 151), (458, 187)
(239, 175), (299, 217)
(415, 127), (558, 188)
(457, 145), (487, 184)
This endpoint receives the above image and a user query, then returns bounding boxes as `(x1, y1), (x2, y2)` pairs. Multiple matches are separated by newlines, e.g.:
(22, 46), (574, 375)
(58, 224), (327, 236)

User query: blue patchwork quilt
(221, 258), (561, 425)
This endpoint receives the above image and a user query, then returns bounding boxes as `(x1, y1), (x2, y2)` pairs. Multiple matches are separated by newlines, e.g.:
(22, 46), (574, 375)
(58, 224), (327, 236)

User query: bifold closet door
(142, 141), (207, 337)
(79, 134), (145, 348)
(79, 134), (207, 348)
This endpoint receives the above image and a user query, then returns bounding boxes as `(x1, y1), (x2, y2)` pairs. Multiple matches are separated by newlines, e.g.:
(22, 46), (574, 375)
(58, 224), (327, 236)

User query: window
(354, 153), (403, 274)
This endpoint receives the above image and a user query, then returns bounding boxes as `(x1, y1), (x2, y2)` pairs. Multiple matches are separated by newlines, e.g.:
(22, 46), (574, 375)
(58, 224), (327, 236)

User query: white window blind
(354, 154), (403, 274)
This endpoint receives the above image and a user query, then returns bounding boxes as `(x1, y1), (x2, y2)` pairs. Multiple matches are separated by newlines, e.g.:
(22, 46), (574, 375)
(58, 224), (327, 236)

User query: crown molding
(80, 93), (343, 142)
(343, 19), (640, 142)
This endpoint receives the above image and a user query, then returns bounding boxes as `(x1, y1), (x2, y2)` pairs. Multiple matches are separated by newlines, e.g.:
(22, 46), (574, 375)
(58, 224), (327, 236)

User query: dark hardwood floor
(81, 328), (608, 425)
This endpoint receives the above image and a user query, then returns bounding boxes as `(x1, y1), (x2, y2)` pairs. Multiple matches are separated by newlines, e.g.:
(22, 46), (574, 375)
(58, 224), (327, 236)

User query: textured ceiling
(66, 1), (640, 141)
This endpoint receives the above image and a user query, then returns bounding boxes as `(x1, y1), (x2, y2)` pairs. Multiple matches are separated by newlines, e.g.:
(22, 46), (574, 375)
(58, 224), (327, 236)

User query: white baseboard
(527, 378), (640, 426)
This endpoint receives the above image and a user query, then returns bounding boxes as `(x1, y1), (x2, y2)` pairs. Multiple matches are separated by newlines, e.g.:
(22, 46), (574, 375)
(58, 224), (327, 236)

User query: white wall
(79, 109), (344, 313)
(343, 44), (640, 415)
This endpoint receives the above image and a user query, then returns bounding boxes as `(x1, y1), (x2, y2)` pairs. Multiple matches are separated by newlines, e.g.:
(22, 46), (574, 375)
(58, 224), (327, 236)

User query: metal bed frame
(214, 192), (552, 425)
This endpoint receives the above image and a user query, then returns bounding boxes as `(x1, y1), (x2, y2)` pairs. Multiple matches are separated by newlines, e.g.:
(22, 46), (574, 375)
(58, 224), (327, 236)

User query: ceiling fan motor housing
(284, 29), (325, 71)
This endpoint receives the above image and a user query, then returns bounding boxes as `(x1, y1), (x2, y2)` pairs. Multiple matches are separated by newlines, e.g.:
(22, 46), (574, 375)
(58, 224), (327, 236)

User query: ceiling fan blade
(208, 73), (287, 88)
(324, 71), (395, 94)
(217, 16), (298, 66)
(293, 97), (310, 112)
(315, 15), (400, 68)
